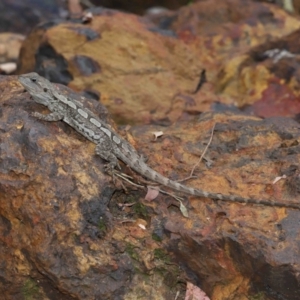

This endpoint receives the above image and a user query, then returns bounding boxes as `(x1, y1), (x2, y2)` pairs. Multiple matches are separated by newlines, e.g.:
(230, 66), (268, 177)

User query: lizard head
(19, 72), (56, 107)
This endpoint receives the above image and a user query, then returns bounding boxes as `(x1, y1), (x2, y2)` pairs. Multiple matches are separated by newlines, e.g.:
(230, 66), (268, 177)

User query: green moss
(152, 233), (162, 242)
(153, 248), (170, 263)
(133, 202), (148, 218)
(98, 219), (107, 232)
(22, 279), (40, 300)
(250, 292), (266, 300)
(125, 243), (140, 261)
(126, 195), (138, 202)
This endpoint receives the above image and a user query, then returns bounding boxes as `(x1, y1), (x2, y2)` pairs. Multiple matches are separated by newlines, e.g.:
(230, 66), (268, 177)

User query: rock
(1, 74), (300, 298)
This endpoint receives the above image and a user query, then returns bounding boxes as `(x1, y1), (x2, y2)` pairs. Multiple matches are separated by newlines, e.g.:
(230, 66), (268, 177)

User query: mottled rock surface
(5, 0), (300, 299)
(1, 74), (300, 299)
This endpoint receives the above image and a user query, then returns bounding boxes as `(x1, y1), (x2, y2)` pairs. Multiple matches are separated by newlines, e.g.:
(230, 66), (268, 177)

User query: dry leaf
(138, 223), (146, 230)
(178, 199), (189, 218)
(0, 62), (16, 74)
(272, 174), (286, 184)
(82, 12), (93, 23)
(145, 186), (160, 201)
(152, 131), (163, 141)
(185, 282), (210, 300)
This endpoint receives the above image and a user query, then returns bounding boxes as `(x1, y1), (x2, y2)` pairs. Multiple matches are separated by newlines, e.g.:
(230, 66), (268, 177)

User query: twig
(112, 171), (189, 217)
(113, 171), (185, 202)
(112, 170), (144, 189)
(147, 185), (184, 200)
(178, 123), (215, 182)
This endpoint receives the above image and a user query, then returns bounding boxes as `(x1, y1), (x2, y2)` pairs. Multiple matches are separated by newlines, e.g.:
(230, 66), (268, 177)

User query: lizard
(18, 72), (300, 209)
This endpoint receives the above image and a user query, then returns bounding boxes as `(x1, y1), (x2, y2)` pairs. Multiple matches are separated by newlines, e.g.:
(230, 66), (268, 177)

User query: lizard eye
(43, 88), (48, 92)
(31, 78), (36, 82)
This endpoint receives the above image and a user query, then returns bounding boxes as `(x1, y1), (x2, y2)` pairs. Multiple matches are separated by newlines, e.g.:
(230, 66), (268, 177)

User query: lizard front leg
(95, 140), (121, 172)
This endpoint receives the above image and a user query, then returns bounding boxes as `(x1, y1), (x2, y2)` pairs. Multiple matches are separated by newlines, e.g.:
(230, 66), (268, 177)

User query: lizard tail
(131, 161), (300, 209)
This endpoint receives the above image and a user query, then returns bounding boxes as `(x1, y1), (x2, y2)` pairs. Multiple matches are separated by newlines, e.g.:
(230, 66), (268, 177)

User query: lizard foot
(139, 154), (148, 163)
(104, 161), (121, 174)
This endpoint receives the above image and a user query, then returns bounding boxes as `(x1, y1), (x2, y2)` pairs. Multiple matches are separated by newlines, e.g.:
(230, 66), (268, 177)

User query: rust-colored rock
(0, 75), (134, 299)
(17, 0), (300, 126)
(217, 28), (300, 118)
(9, 0), (300, 298)
(1, 74), (300, 299)
(17, 7), (204, 126)
(0, 33), (24, 64)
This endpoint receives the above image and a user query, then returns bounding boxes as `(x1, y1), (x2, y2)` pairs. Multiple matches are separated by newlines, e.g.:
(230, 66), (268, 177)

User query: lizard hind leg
(139, 154), (148, 163)
(95, 142), (121, 172)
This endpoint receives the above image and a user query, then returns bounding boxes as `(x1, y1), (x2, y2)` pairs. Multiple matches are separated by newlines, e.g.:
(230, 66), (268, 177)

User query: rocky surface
(17, 0), (300, 127)
(0, 74), (300, 299)
(2, 0), (300, 299)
